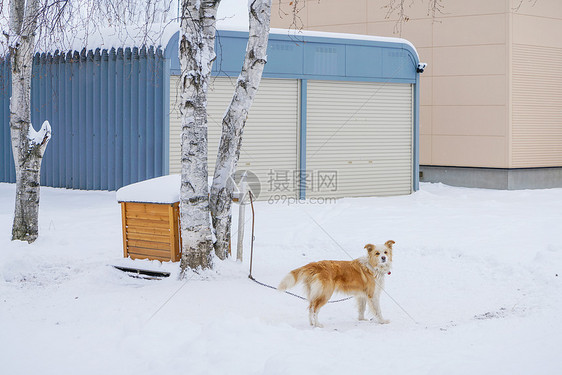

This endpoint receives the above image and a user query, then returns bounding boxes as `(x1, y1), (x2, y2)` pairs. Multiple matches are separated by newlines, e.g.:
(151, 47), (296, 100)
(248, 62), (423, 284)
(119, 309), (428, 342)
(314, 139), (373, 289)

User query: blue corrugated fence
(0, 46), (167, 190)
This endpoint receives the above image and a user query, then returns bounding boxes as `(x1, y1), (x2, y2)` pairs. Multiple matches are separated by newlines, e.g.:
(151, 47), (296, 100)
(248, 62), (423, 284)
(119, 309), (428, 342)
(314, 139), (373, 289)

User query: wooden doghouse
(117, 175), (182, 262)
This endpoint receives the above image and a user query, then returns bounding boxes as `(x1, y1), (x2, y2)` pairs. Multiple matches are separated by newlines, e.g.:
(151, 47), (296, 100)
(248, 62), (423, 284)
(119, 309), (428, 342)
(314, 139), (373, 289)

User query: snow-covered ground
(1, 182), (561, 374)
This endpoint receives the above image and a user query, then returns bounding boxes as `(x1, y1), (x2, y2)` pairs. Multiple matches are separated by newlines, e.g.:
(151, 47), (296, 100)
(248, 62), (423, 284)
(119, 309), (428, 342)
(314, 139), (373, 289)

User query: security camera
(417, 62), (427, 73)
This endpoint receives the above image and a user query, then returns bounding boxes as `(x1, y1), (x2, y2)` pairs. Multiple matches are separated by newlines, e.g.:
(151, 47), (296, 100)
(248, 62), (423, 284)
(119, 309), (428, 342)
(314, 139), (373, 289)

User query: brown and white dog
(278, 240), (395, 328)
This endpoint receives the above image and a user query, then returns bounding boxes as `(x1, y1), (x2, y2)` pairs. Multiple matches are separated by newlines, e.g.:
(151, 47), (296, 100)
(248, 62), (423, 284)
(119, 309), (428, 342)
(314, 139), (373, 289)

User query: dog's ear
(385, 240), (395, 249)
(364, 244), (375, 253)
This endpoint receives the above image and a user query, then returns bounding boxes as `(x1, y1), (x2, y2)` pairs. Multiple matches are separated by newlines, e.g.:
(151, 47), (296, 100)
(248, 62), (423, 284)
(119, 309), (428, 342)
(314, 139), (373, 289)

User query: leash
(249, 274), (353, 304)
(247, 191), (352, 304)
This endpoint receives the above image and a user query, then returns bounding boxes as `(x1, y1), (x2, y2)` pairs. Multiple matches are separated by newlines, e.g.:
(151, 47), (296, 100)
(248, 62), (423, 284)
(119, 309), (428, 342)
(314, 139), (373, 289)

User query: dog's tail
(277, 269), (302, 291)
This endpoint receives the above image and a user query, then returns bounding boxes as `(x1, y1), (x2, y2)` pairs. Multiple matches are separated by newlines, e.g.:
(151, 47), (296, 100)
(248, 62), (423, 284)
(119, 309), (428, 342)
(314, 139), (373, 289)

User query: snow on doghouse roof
(116, 175), (181, 204)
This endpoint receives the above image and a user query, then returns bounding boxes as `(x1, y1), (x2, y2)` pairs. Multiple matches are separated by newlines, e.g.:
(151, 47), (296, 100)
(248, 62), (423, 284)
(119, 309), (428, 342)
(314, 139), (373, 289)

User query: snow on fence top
(116, 175), (181, 204)
(0, 21), (180, 56)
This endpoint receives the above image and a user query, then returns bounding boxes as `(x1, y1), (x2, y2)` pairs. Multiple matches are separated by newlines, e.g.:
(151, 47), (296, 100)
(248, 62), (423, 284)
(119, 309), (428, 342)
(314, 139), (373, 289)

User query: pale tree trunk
(178, 0), (220, 274)
(210, 0), (272, 259)
(8, 0), (52, 243)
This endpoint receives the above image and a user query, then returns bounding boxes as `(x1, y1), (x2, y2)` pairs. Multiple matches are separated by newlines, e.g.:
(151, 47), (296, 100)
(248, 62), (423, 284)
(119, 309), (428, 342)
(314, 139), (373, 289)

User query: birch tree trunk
(8, 0), (52, 243)
(210, 0), (272, 259)
(178, 0), (220, 273)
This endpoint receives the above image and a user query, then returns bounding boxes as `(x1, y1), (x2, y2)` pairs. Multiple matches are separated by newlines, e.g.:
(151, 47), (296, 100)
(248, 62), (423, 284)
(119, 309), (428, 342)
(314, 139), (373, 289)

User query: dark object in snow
(474, 307), (508, 320)
(113, 265), (170, 280)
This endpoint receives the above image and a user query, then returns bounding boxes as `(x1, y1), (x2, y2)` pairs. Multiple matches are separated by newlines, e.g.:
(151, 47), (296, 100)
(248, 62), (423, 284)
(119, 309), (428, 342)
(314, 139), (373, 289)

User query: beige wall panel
(419, 76), (433, 106)
(367, 0), (434, 20)
(367, 19), (434, 48)
(432, 136), (507, 167)
(420, 106), (432, 135)
(420, 134), (432, 165)
(276, 0), (509, 30)
(433, 75), (506, 106)
(510, 0), (562, 18)
(433, 0), (506, 17)
(433, 14), (506, 47)
(511, 142), (562, 168)
(512, 44), (562, 167)
(433, 45), (505, 76)
(367, 0), (506, 20)
(432, 106), (506, 137)
(366, 0), (506, 23)
(512, 14), (562, 48)
(511, 137), (562, 168)
(308, 23), (368, 35)
(306, 0), (367, 27)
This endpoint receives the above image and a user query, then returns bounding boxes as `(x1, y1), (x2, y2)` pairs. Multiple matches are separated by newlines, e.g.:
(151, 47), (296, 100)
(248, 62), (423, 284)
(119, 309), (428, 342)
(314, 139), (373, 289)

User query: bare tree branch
(382, 0), (414, 36)
(512, 0), (538, 12)
(275, 0), (306, 33)
(426, 0), (445, 18)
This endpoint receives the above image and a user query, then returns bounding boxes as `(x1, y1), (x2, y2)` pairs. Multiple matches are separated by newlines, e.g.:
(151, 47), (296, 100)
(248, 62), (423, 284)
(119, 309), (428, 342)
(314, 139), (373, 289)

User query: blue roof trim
(166, 30), (419, 83)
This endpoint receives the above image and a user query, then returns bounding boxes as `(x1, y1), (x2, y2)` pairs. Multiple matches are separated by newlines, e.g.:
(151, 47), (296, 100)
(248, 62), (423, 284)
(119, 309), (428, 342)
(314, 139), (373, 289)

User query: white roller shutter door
(306, 80), (413, 198)
(169, 76), (299, 200)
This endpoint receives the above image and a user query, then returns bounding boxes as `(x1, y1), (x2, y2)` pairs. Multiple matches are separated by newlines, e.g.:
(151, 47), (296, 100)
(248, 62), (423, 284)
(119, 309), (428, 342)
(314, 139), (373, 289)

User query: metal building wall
(0, 47), (167, 190)
(306, 81), (413, 198)
(169, 76), (300, 201)
(164, 29), (421, 198)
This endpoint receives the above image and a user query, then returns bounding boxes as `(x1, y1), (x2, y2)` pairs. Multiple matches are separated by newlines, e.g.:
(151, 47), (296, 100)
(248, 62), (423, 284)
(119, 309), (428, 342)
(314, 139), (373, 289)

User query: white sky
(217, 0), (250, 29)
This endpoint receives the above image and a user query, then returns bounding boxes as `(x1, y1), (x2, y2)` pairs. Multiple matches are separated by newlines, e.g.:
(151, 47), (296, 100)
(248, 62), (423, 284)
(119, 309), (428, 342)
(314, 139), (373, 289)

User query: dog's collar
(360, 258), (391, 276)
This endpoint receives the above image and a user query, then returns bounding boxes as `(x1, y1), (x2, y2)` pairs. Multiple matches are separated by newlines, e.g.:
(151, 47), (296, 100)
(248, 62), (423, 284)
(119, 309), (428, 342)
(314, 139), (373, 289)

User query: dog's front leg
(368, 295), (390, 324)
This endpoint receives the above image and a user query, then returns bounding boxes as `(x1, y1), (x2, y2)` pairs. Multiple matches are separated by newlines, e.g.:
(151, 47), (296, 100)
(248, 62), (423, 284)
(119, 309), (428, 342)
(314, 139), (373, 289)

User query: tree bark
(9, 0), (52, 243)
(178, 0), (221, 274)
(210, 0), (272, 259)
